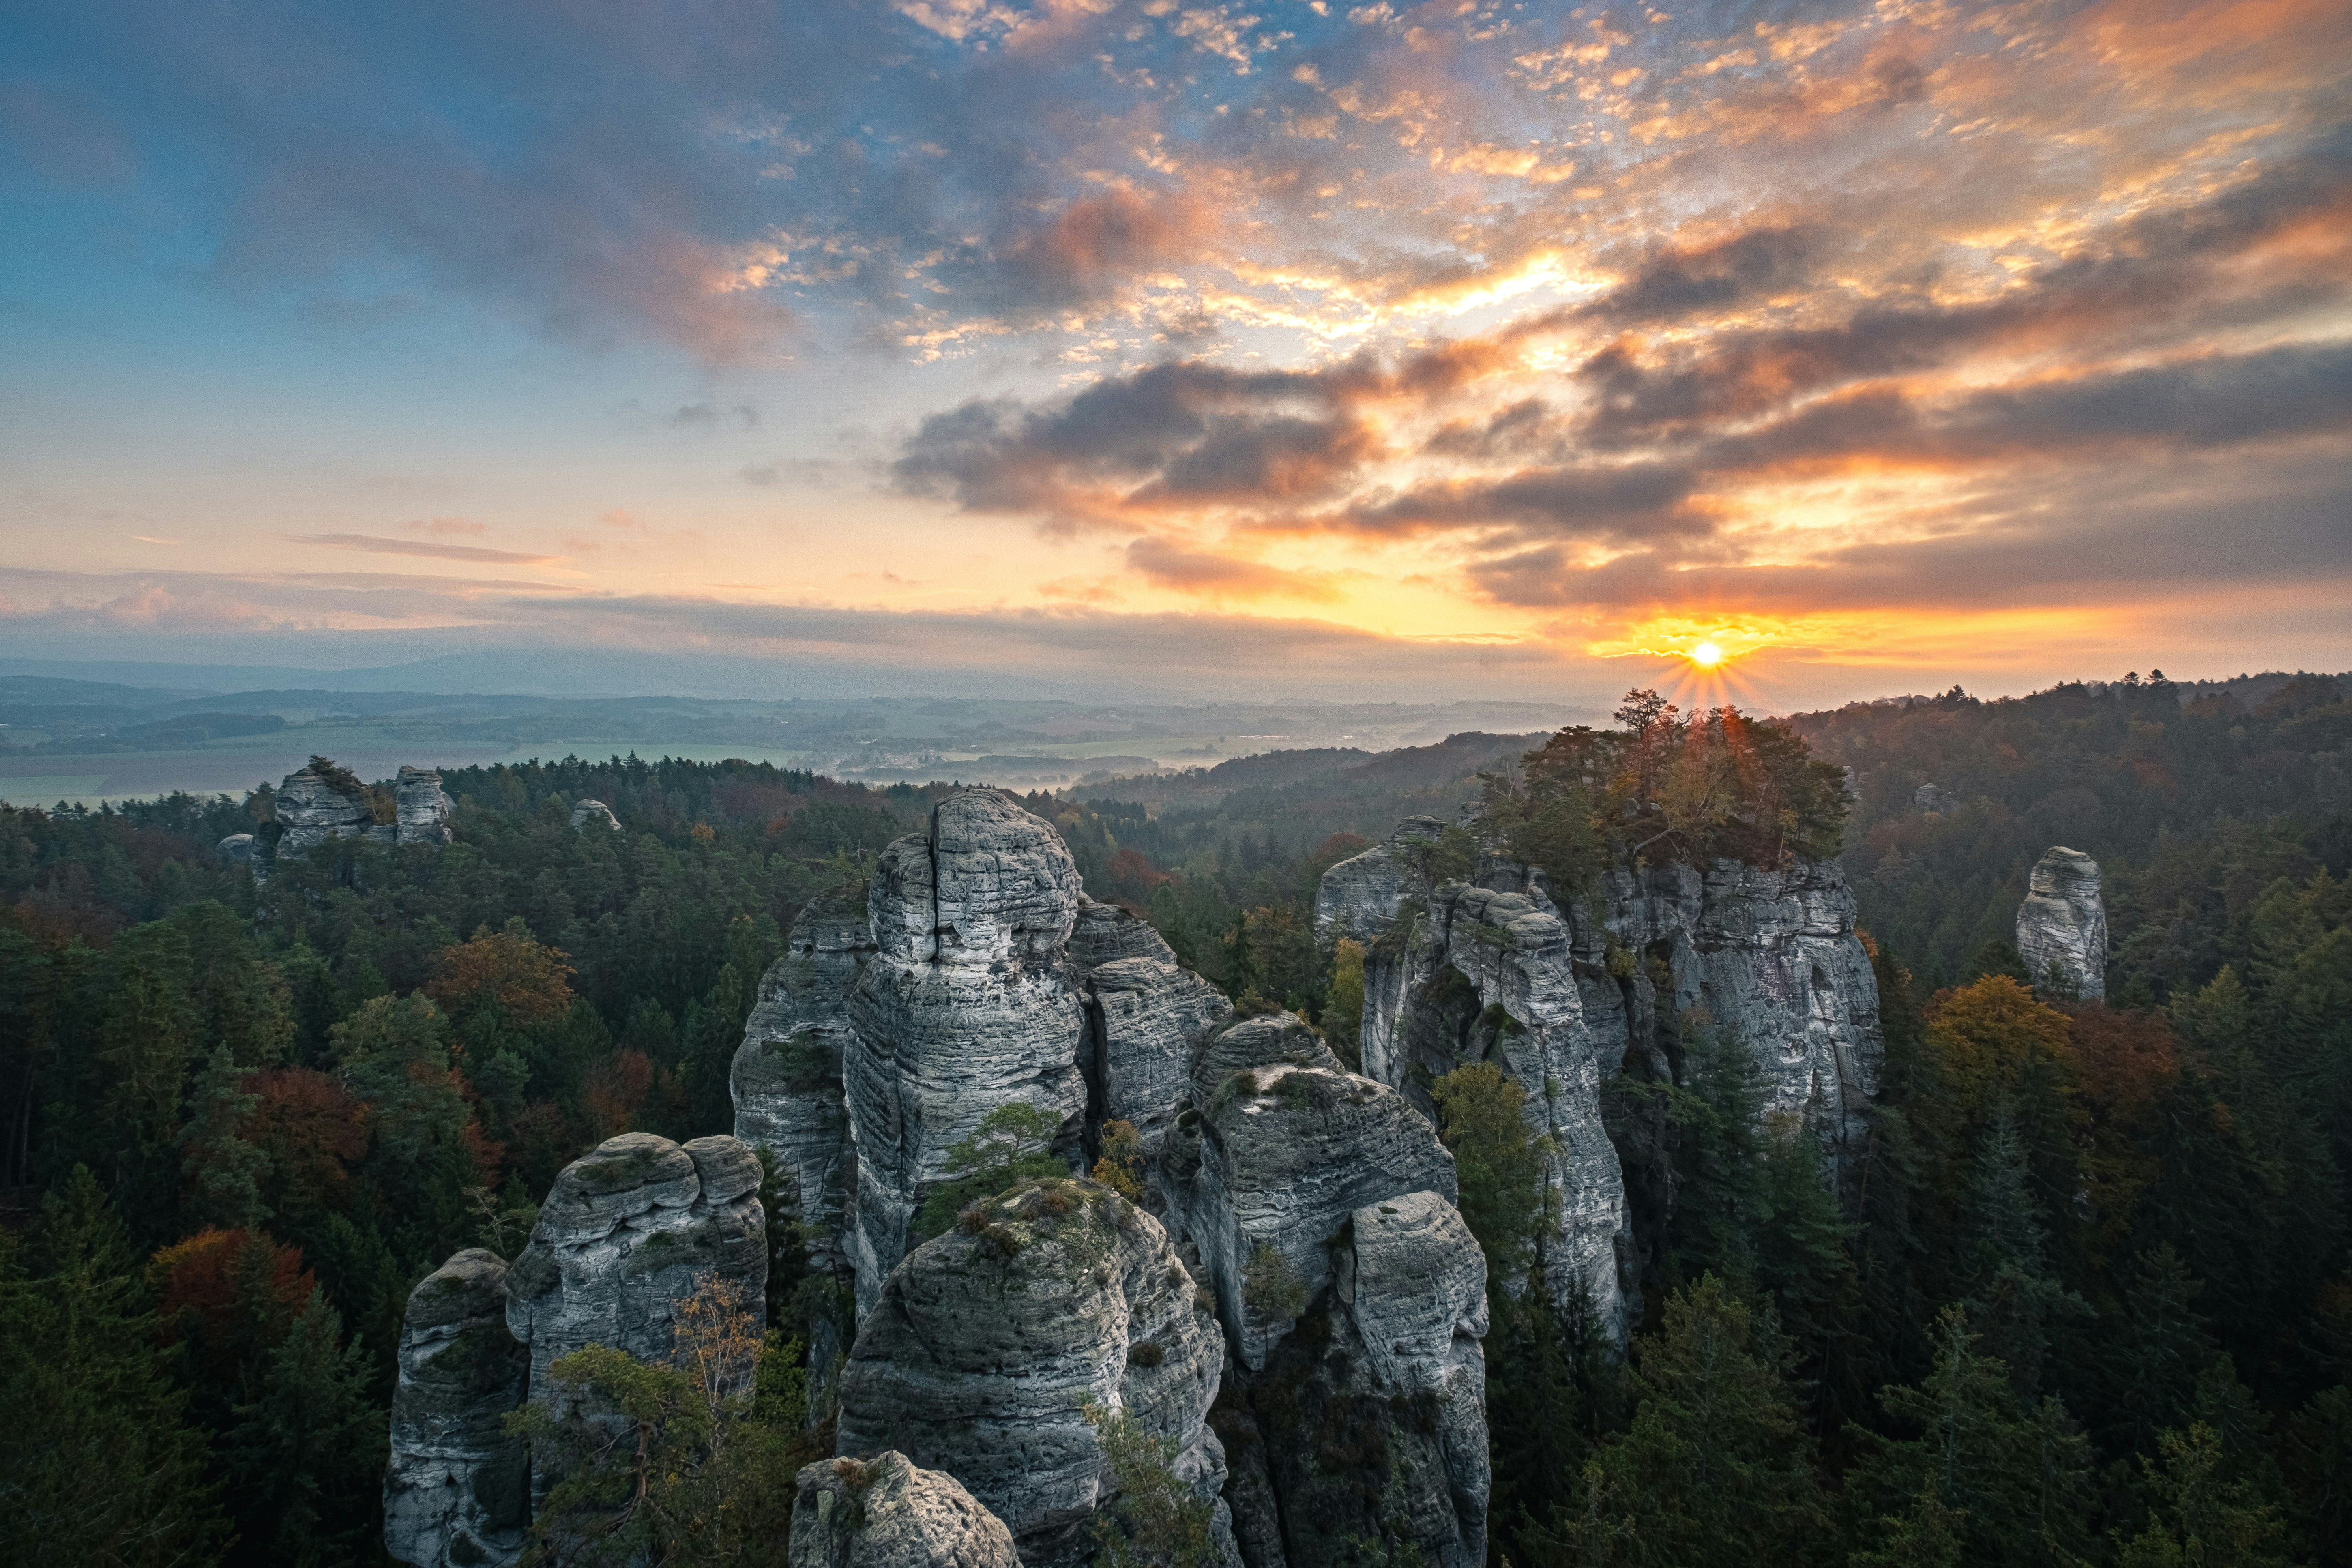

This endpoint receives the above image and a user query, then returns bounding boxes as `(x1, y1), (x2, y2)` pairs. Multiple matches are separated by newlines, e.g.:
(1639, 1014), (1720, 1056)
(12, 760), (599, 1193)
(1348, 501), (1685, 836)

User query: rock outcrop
(504, 1133), (767, 1447)
(790, 1452), (1021, 1568)
(1070, 894), (1180, 968)
(1914, 782), (1956, 815)
(1312, 816), (1443, 946)
(1359, 883), (1628, 1332)
(384, 1250), (530, 1568)
(835, 1178), (1232, 1567)
(396, 766), (454, 846)
(570, 799), (622, 833)
(253, 757), (452, 881)
(734, 886), (876, 1284)
(843, 791), (1088, 1313)
(2017, 845), (2106, 1001)
(216, 832), (253, 863)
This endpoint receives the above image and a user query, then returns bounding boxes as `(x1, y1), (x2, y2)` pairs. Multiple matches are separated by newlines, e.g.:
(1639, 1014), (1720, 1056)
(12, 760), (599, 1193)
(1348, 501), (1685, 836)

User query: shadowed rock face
(845, 791), (1088, 1314)
(734, 886), (876, 1282)
(395, 767), (453, 846)
(1070, 894), (1178, 969)
(2018, 846), (2107, 1002)
(789, 1451), (1021, 1568)
(1312, 817), (1443, 946)
(253, 759), (453, 881)
(835, 1179), (1232, 1568)
(569, 798), (622, 833)
(216, 833), (253, 862)
(504, 1133), (767, 1466)
(1360, 884), (1628, 1336)
(383, 1250), (528, 1568)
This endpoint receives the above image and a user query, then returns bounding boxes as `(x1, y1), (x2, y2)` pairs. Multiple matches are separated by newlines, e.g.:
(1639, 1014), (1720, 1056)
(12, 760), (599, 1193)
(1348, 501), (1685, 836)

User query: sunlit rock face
(1312, 816), (1442, 946)
(835, 1180), (1233, 1568)
(788, 1451), (1022, 1568)
(843, 791), (1088, 1314)
(2017, 845), (2107, 1002)
(569, 798), (622, 833)
(734, 885), (876, 1283)
(503, 1132), (766, 1493)
(1358, 883), (1629, 1338)
(383, 1250), (529, 1568)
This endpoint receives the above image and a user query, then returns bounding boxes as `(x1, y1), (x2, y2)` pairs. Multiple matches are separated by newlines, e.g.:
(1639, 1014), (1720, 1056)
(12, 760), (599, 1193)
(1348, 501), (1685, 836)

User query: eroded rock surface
(217, 833), (253, 863)
(504, 1133), (767, 1441)
(1312, 817), (1443, 946)
(836, 1178), (1232, 1566)
(845, 791), (1087, 1313)
(2018, 845), (2107, 1001)
(790, 1451), (1021, 1568)
(1085, 957), (1230, 1162)
(1070, 894), (1179, 969)
(254, 758), (455, 881)
(383, 1250), (528, 1568)
(734, 886), (876, 1282)
(1360, 884), (1627, 1333)
(396, 766), (453, 846)
(570, 799), (622, 833)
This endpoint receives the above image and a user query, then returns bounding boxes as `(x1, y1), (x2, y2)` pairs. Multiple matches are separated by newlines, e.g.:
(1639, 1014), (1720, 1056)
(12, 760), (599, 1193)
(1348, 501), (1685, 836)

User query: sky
(2, 0), (2347, 708)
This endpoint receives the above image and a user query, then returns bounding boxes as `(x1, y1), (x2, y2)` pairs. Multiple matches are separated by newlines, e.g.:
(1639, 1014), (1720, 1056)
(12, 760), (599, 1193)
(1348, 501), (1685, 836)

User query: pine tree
(219, 1287), (387, 1568)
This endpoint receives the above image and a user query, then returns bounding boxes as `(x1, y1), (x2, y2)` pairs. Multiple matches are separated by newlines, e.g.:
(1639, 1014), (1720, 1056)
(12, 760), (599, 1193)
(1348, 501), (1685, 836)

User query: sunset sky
(4, 0), (2347, 705)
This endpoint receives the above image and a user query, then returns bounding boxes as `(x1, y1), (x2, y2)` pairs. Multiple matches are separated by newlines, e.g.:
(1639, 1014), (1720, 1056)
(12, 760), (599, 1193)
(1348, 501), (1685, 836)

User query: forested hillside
(3, 676), (2350, 1566)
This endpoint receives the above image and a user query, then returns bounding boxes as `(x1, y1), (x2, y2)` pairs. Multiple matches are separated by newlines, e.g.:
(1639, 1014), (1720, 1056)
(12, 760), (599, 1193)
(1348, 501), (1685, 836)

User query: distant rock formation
(790, 1451), (1021, 1568)
(2017, 846), (2107, 1001)
(843, 791), (1088, 1314)
(1914, 782), (1955, 814)
(253, 757), (452, 882)
(504, 1132), (766, 1499)
(383, 1250), (529, 1568)
(216, 833), (253, 863)
(1312, 815), (1442, 945)
(570, 799), (622, 833)
(835, 1178), (1234, 1567)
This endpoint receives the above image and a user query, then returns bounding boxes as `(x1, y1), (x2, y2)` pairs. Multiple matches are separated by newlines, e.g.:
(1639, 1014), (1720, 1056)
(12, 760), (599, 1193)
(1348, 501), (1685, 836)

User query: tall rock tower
(2017, 846), (2107, 1001)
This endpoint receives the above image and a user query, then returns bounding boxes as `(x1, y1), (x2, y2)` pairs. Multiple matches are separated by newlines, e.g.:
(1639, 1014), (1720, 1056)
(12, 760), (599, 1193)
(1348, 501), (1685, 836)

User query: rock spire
(2017, 845), (2107, 1001)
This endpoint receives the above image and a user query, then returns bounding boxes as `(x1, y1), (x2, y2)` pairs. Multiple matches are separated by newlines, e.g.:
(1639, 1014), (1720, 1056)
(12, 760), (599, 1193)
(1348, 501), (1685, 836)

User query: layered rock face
(1359, 884), (1628, 1333)
(384, 1251), (530, 1568)
(2017, 845), (2106, 1001)
(1313, 816), (1442, 946)
(504, 1133), (767, 1434)
(254, 759), (453, 881)
(216, 833), (253, 863)
(790, 1452), (1021, 1568)
(734, 886), (876, 1283)
(396, 766), (454, 846)
(843, 791), (1088, 1313)
(1172, 1012), (1490, 1568)
(835, 1178), (1232, 1567)
(570, 799), (622, 833)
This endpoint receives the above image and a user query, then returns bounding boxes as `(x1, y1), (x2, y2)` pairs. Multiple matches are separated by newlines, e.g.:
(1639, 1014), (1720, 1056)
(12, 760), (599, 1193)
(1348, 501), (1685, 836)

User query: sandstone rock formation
(1359, 883), (1627, 1332)
(1914, 782), (1956, 815)
(216, 832), (253, 863)
(253, 757), (453, 881)
(734, 885), (876, 1284)
(383, 1250), (529, 1568)
(396, 766), (454, 846)
(790, 1451), (1021, 1568)
(570, 799), (622, 833)
(2017, 845), (2107, 1001)
(835, 1178), (1232, 1566)
(843, 791), (1088, 1313)
(504, 1133), (767, 1450)
(1070, 893), (1179, 968)
(1312, 816), (1443, 945)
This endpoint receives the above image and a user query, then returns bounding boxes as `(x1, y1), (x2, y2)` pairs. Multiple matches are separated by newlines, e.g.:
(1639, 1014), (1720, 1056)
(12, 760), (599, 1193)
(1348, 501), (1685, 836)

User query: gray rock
(1181, 1015), (1457, 1371)
(1914, 782), (1956, 815)
(504, 1133), (766, 1451)
(835, 1179), (1228, 1566)
(253, 760), (380, 881)
(845, 791), (1088, 1314)
(396, 766), (453, 846)
(383, 1250), (529, 1568)
(1312, 817), (1444, 946)
(1085, 957), (1230, 1158)
(790, 1451), (1021, 1568)
(1360, 884), (1629, 1336)
(570, 799), (622, 833)
(2017, 846), (2106, 1002)
(1070, 894), (1179, 969)
(734, 886), (876, 1281)
(216, 832), (253, 863)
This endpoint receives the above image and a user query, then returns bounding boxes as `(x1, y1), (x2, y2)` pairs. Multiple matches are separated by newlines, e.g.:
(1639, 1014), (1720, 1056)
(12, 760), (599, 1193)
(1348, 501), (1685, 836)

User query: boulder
(504, 1133), (766, 1447)
(383, 1250), (529, 1568)
(734, 886), (876, 1282)
(216, 832), (253, 863)
(1312, 817), (1443, 946)
(835, 1178), (1231, 1567)
(844, 791), (1087, 1313)
(396, 766), (453, 846)
(2017, 845), (2107, 1002)
(570, 799), (622, 833)
(790, 1451), (1021, 1568)
(1359, 884), (1629, 1334)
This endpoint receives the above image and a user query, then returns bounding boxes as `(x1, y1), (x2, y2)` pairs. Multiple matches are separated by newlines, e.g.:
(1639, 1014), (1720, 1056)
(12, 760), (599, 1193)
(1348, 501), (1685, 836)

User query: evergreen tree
(219, 1287), (387, 1568)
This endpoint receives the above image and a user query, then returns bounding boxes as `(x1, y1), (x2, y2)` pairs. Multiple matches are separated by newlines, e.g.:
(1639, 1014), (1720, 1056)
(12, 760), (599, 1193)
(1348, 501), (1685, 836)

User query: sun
(1689, 640), (1725, 668)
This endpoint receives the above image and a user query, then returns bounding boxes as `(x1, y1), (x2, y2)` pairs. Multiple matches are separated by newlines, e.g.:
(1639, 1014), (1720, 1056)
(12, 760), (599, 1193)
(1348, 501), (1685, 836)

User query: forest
(3, 669), (2350, 1565)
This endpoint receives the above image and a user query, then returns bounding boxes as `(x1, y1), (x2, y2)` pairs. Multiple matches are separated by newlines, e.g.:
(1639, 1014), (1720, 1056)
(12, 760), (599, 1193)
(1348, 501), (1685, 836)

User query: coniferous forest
(4, 670), (2351, 1566)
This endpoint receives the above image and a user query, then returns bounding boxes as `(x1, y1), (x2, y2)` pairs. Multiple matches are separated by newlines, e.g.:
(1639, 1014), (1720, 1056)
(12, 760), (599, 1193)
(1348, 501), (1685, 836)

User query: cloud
(288, 534), (562, 565)
(1123, 536), (1341, 600)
